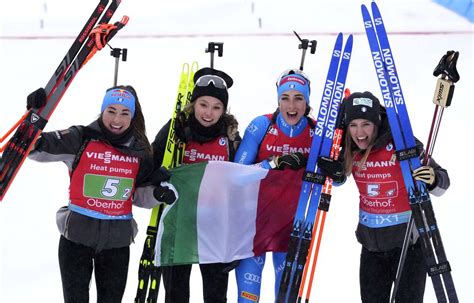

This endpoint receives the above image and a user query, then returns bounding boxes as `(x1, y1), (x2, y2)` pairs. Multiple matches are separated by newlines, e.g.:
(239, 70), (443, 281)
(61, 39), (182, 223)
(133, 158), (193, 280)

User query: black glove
(317, 156), (345, 183)
(270, 152), (307, 170)
(151, 166), (171, 185)
(153, 183), (177, 205)
(412, 166), (435, 186)
(26, 88), (47, 110)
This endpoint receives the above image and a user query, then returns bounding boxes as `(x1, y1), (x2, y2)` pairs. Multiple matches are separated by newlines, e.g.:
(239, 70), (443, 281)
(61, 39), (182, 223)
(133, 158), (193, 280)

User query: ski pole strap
(84, 16), (129, 65)
(317, 193), (331, 211)
(146, 225), (158, 236)
(427, 261), (451, 277)
(26, 111), (48, 130)
(433, 50), (460, 83)
(91, 23), (118, 50)
(303, 171), (326, 184)
(395, 146), (418, 162)
(90, 15), (129, 50)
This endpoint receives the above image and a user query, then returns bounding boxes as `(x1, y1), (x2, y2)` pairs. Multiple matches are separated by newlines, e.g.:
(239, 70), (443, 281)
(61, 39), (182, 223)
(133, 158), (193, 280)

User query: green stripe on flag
(160, 162), (207, 265)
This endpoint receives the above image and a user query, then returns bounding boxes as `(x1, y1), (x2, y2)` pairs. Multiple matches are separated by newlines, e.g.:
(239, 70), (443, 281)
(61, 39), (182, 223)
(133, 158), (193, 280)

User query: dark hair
(113, 85), (152, 155)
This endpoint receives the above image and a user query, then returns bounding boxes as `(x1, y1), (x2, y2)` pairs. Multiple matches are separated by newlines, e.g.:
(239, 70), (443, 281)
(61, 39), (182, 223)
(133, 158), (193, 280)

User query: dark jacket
(29, 120), (160, 251)
(152, 113), (241, 166)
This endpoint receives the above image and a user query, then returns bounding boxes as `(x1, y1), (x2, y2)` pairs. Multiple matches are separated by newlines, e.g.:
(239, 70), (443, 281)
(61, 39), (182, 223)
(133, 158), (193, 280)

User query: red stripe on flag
(253, 168), (304, 255)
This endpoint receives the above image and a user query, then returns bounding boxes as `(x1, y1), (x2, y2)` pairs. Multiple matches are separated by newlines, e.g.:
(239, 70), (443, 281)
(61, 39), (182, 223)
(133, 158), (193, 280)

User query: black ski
(0, 0), (125, 201)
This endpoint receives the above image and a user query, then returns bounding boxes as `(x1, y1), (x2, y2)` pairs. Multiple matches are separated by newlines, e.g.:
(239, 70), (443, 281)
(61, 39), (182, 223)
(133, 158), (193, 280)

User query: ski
(0, 0), (125, 201)
(277, 33), (352, 303)
(297, 89), (350, 303)
(135, 61), (198, 303)
(362, 2), (458, 302)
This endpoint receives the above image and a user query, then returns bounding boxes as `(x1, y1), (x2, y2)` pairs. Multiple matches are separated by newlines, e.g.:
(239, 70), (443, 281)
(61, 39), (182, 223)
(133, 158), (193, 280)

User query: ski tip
(371, 1), (379, 11)
(346, 34), (354, 43)
(361, 4), (372, 22)
(191, 61), (199, 72)
(361, 4), (370, 17)
(181, 63), (190, 73)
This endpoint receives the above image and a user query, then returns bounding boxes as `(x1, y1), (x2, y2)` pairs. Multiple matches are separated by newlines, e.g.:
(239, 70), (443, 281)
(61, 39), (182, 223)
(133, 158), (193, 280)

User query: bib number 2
(84, 174), (133, 200)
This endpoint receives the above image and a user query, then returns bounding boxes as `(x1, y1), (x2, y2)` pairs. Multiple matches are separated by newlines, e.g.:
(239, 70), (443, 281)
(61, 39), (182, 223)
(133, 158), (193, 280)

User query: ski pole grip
(433, 50), (460, 83)
(107, 15), (129, 43)
(432, 78), (454, 108)
(431, 51), (459, 108)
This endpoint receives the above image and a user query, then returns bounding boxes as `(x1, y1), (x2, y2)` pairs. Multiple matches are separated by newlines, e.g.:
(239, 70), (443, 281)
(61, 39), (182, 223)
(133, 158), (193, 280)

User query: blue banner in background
(434, 0), (474, 22)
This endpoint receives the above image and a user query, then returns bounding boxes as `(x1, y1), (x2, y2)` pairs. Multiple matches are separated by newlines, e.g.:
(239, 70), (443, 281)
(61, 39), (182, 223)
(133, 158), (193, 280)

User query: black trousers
(360, 241), (426, 303)
(162, 263), (229, 303)
(58, 236), (130, 303)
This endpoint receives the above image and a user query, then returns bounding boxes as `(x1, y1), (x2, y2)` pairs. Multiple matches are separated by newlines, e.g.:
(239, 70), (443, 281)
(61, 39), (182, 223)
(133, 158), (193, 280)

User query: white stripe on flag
(196, 161), (269, 263)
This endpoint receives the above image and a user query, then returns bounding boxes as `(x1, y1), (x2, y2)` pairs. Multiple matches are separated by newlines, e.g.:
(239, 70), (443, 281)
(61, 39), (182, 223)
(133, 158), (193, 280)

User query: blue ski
(362, 2), (457, 302)
(277, 33), (353, 303)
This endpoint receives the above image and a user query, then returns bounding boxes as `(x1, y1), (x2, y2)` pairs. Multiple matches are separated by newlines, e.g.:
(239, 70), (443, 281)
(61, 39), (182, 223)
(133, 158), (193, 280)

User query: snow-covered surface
(1, 0), (472, 302)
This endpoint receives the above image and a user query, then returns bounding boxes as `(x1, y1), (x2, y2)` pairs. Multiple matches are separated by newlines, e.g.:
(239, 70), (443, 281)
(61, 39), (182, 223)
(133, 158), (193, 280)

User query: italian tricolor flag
(155, 161), (303, 266)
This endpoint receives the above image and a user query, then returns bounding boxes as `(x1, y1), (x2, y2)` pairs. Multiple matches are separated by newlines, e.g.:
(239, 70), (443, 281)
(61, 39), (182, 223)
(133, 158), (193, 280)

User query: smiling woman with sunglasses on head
(151, 67), (240, 303)
(26, 85), (178, 303)
(233, 69), (318, 302)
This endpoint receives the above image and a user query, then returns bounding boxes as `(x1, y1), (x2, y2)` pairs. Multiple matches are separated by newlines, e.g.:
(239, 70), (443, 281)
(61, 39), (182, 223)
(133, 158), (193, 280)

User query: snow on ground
(1, 0), (473, 302)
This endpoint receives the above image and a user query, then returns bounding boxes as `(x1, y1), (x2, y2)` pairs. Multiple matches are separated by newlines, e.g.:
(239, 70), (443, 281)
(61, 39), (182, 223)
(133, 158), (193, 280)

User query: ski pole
(293, 31), (317, 71)
(298, 127), (343, 302)
(1, 0), (127, 201)
(424, 50), (459, 164)
(298, 88), (349, 302)
(390, 50), (459, 303)
(0, 112), (29, 147)
(205, 42), (223, 68)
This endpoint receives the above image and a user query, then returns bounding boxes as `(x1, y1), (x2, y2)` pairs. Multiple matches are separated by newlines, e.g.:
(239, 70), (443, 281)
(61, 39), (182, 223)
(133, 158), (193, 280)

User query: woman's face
(348, 118), (376, 150)
(278, 90), (307, 126)
(101, 104), (132, 134)
(193, 96), (225, 127)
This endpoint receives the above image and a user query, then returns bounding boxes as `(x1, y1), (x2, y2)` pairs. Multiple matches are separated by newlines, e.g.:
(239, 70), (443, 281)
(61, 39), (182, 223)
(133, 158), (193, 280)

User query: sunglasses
(276, 69), (311, 87)
(195, 75), (228, 89)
